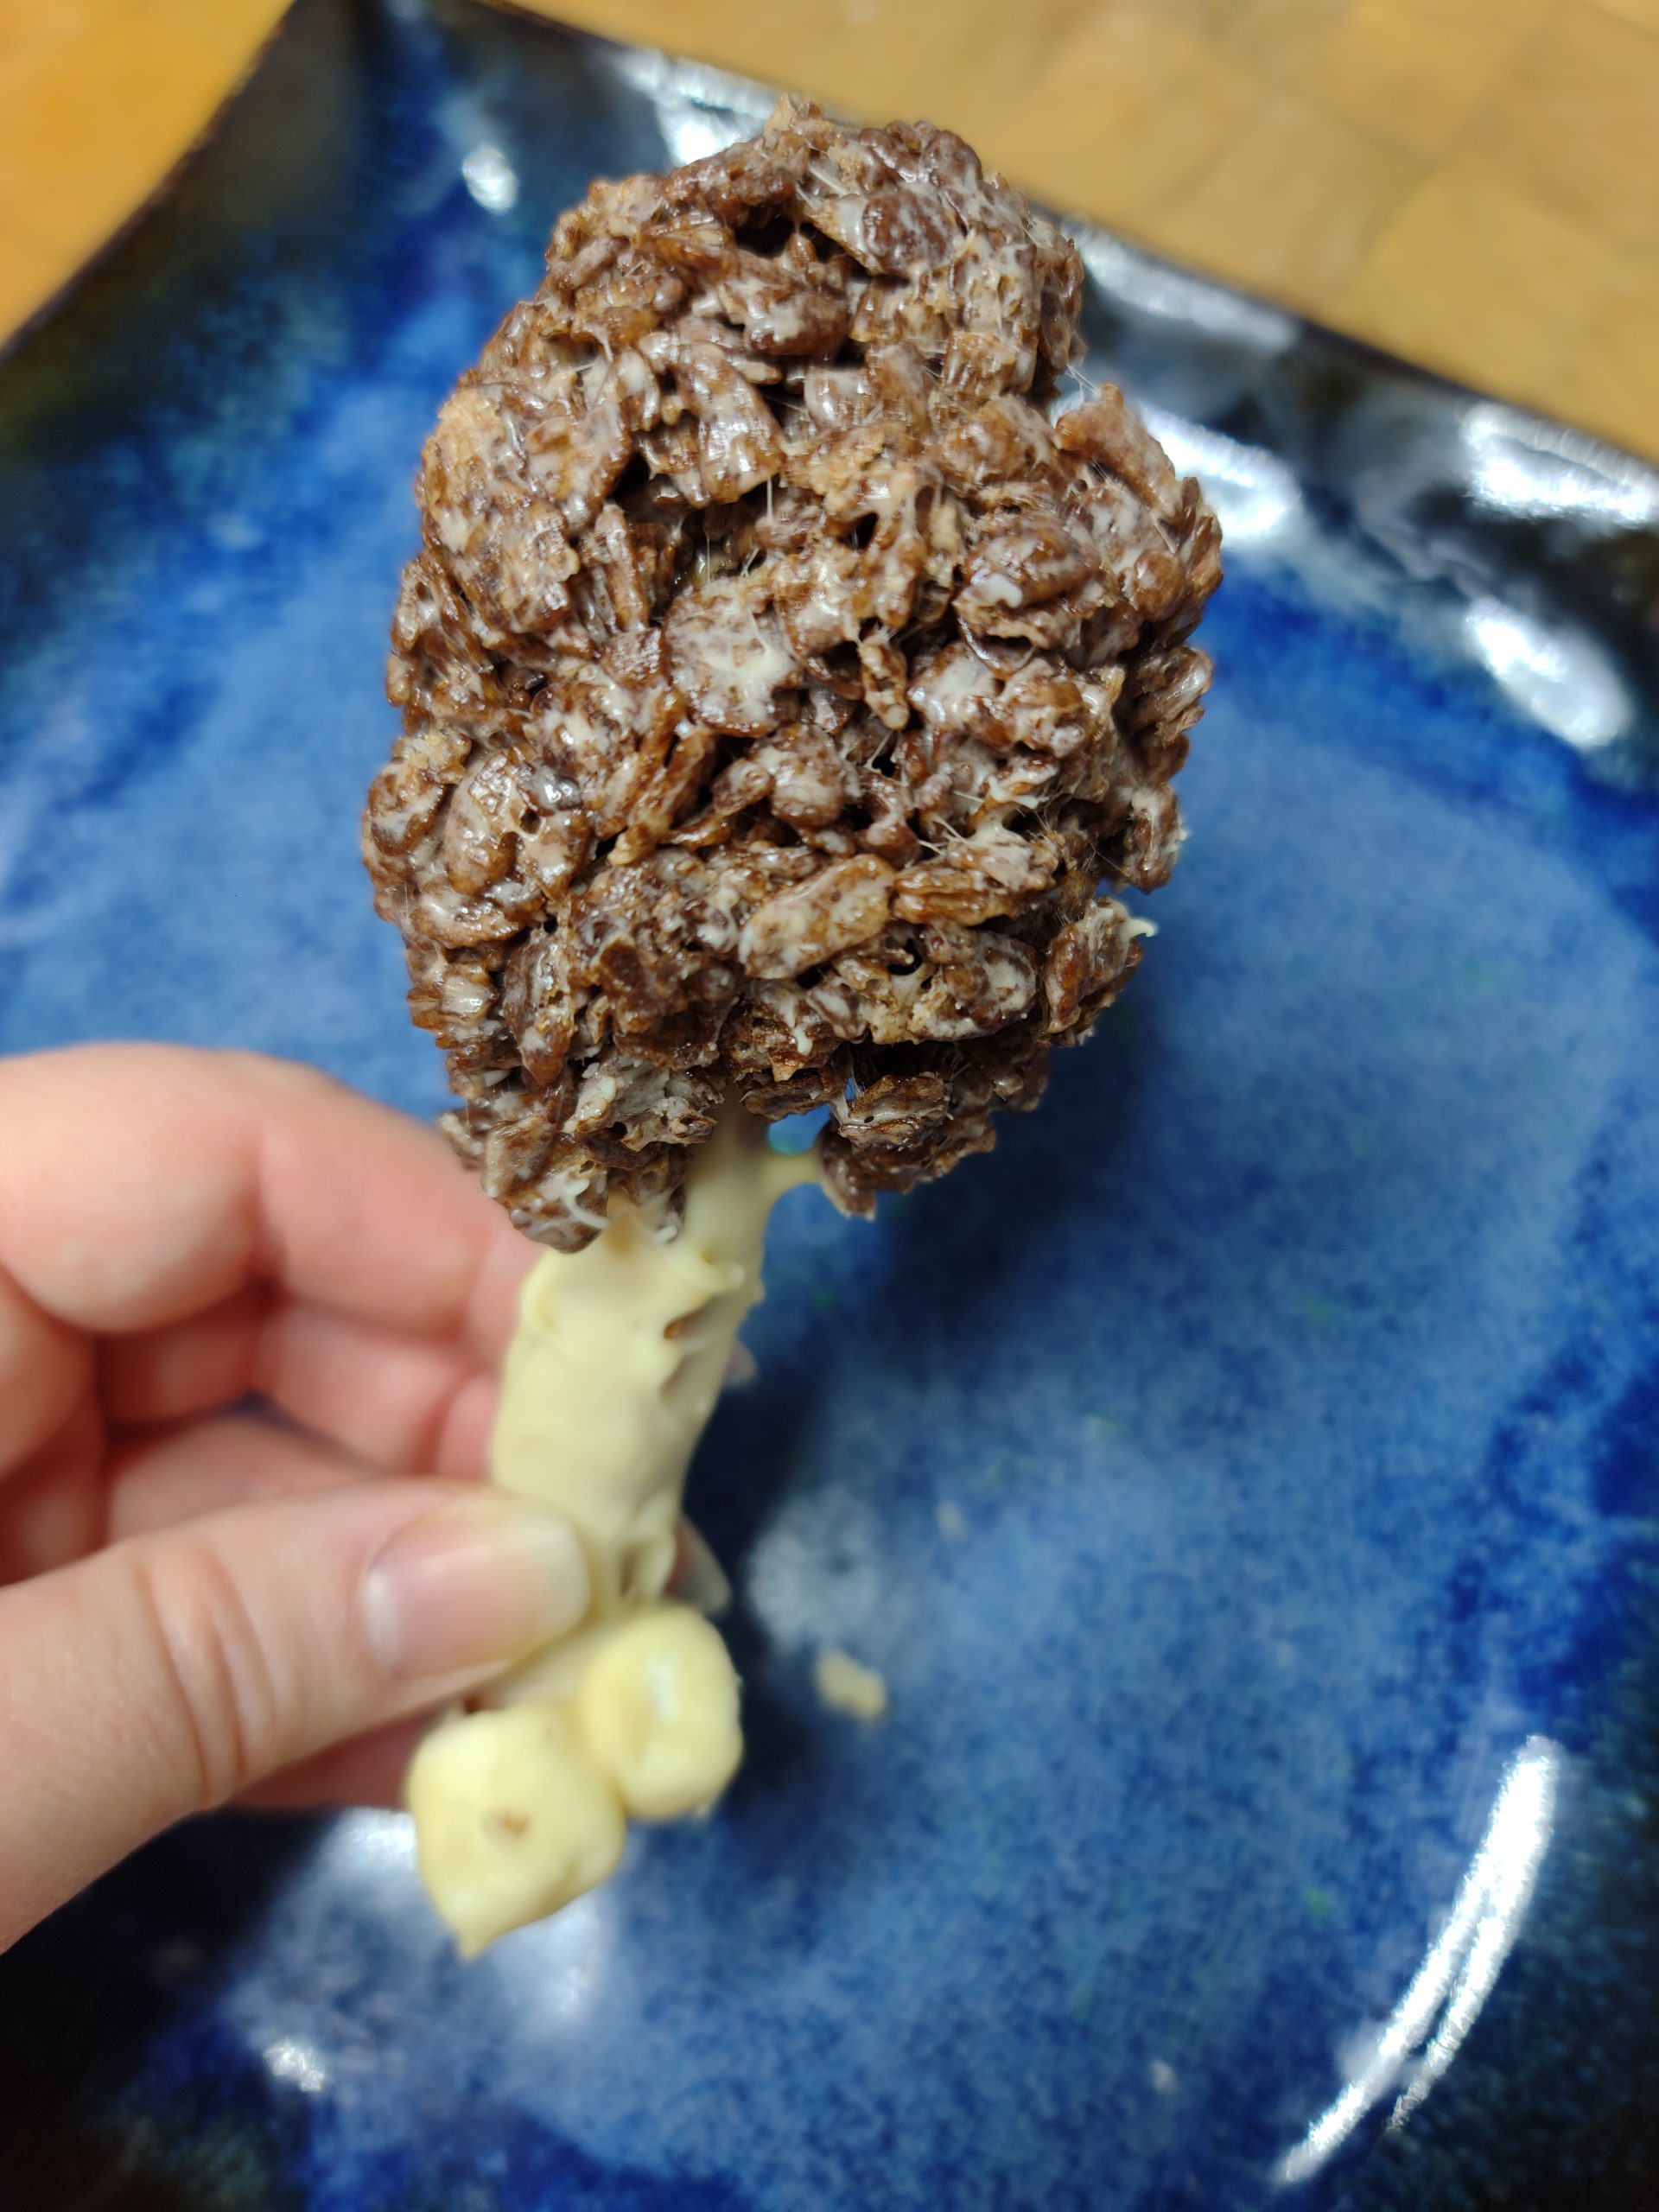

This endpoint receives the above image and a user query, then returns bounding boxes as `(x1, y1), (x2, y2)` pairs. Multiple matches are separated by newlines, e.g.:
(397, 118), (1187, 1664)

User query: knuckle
(134, 1540), (294, 1807)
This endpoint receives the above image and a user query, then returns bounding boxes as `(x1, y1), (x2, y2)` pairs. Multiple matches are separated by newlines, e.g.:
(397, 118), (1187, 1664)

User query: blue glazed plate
(3, 4), (1658, 2206)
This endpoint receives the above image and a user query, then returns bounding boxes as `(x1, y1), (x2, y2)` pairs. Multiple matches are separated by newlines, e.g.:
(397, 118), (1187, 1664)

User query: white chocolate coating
(407, 1704), (625, 1959)
(812, 1647), (890, 1723)
(575, 1605), (743, 1821)
(409, 1109), (817, 1952)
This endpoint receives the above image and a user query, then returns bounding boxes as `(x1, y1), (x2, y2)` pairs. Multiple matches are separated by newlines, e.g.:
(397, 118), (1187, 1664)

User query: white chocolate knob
(407, 1702), (626, 1956)
(576, 1604), (743, 1820)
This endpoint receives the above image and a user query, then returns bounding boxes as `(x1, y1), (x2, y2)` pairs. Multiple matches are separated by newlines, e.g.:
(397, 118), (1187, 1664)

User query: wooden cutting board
(1, 0), (1654, 459)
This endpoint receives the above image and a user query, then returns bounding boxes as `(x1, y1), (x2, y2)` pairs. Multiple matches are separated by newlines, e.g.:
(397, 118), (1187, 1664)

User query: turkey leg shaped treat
(363, 97), (1220, 1953)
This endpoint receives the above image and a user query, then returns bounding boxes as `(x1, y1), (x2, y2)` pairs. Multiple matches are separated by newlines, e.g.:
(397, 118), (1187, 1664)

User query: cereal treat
(363, 98), (1221, 1249)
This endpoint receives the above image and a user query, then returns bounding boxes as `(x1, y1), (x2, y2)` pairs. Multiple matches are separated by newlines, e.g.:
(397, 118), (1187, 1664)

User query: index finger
(0, 1046), (533, 1357)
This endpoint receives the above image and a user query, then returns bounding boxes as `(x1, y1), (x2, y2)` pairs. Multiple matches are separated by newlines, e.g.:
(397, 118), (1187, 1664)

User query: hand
(0, 1046), (591, 1952)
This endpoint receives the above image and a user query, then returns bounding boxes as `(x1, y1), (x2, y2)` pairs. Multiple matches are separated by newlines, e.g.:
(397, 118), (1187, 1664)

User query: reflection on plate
(1, 3), (1656, 2206)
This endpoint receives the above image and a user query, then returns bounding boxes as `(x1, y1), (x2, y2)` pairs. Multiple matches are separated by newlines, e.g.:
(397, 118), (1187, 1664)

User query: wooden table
(1, 0), (1655, 459)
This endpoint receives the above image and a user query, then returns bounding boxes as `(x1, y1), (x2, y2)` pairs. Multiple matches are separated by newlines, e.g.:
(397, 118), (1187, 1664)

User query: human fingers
(104, 1410), (375, 1541)
(101, 1294), (499, 1483)
(0, 1477), (589, 1951)
(0, 1398), (104, 1582)
(94, 1282), (270, 1429)
(257, 1300), (499, 1481)
(0, 1258), (91, 1481)
(238, 1716), (432, 1810)
(0, 1046), (533, 1356)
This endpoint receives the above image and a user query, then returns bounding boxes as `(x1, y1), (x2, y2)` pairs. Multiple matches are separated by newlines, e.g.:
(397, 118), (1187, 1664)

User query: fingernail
(359, 1495), (589, 1681)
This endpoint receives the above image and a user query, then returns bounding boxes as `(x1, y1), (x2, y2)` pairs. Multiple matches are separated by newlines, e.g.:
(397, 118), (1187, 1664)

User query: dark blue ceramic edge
(0, 4), (1656, 2208)
(0, 12), (296, 375)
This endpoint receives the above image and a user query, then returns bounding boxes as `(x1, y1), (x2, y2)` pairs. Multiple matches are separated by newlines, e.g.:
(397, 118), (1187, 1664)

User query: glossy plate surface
(2, 3), (1657, 2205)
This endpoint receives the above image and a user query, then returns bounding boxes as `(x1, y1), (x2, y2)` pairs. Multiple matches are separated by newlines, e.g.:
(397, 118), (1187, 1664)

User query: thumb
(0, 1478), (588, 1949)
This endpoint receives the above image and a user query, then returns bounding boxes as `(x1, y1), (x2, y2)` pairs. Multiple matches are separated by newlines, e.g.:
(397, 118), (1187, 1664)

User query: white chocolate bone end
(407, 1702), (626, 1956)
(576, 1604), (743, 1820)
(409, 1108), (817, 1952)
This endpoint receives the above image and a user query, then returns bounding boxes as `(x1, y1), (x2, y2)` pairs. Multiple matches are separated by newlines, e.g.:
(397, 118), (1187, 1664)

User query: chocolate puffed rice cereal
(364, 98), (1221, 1247)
